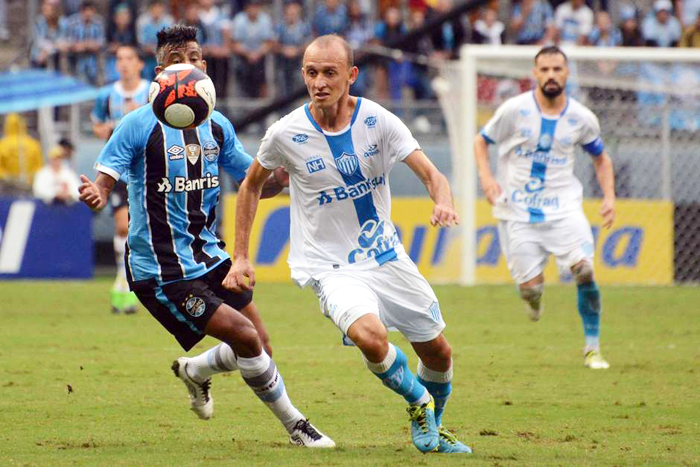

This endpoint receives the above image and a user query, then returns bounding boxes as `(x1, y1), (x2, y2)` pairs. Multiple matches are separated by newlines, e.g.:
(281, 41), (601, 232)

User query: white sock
(237, 351), (304, 433)
(187, 343), (238, 382)
(113, 235), (129, 292)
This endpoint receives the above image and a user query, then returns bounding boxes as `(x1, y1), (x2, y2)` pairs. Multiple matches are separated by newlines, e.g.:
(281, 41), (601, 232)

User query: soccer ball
(149, 64), (216, 129)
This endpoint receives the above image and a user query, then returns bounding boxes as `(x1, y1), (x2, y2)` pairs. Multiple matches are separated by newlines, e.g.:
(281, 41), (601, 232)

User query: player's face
(116, 47), (143, 80)
(534, 53), (568, 99)
(302, 43), (357, 110)
(155, 41), (207, 75)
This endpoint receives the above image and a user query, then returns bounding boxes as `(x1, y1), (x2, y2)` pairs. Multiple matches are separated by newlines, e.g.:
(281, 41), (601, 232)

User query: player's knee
(519, 284), (543, 303)
(353, 325), (388, 360)
(572, 260), (594, 284)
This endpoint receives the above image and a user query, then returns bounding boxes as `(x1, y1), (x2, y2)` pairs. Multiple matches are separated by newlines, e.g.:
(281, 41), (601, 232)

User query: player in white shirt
(474, 46), (615, 370)
(225, 35), (471, 454)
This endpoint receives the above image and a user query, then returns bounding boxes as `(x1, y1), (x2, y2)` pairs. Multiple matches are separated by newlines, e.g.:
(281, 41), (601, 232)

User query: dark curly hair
(155, 25), (200, 66)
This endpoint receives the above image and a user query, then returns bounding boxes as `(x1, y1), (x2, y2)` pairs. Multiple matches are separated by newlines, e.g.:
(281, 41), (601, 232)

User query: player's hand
(600, 196), (615, 229)
(431, 203), (460, 227)
(481, 175), (502, 205)
(222, 257), (256, 292)
(273, 166), (289, 187)
(78, 175), (107, 211)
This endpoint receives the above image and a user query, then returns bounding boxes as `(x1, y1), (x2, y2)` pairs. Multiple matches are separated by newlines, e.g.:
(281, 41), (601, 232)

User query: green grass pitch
(1, 279), (699, 466)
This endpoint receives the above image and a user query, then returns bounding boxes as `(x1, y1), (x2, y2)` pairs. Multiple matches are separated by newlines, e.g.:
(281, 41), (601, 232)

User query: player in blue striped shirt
(78, 25), (335, 448)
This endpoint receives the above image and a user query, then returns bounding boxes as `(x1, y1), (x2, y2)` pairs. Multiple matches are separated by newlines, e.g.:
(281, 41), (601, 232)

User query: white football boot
(584, 349), (610, 369)
(172, 357), (214, 420)
(289, 419), (336, 448)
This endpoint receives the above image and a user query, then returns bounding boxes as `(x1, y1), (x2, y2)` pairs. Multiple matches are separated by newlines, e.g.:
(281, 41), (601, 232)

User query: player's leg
(110, 181), (138, 314)
(313, 274), (438, 452)
(498, 220), (548, 321)
(203, 305), (334, 447)
(372, 257), (471, 454)
(550, 212), (609, 369)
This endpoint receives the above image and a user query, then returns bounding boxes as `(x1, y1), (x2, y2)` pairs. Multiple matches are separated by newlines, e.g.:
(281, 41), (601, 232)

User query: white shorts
(498, 211), (595, 285)
(310, 255), (446, 343)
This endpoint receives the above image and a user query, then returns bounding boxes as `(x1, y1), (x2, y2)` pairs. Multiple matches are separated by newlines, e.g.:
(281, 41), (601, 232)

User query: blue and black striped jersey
(95, 105), (252, 286)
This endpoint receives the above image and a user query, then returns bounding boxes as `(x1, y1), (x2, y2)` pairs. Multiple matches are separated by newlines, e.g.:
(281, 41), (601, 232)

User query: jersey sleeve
(580, 109), (604, 156)
(480, 98), (515, 145)
(216, 115), (253, 183)
(256, 120), (285, 170)
(91, 87), (110, 123)
(94, 110), (144, 180)
(382, 109), (420, 165)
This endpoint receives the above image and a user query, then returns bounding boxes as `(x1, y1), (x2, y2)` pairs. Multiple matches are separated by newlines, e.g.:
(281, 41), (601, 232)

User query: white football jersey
(481, 91), (604, 223)
(257, 98), (420, 286)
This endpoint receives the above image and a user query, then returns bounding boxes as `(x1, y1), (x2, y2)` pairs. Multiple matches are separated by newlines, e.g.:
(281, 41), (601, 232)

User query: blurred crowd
(23, 0), (700, 102)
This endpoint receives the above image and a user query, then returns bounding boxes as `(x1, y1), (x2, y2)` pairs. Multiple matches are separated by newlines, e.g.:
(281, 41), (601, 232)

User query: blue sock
(577, 281), (601, 350)
(417, 361), (452, 426)
(365, 344), (429, 405)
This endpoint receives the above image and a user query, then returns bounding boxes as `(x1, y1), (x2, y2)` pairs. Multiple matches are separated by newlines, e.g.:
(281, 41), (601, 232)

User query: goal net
(435, 45), (700, 285)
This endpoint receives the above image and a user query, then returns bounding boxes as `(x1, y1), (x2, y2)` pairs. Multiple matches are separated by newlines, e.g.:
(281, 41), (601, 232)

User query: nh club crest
(335, 152), (359, 177)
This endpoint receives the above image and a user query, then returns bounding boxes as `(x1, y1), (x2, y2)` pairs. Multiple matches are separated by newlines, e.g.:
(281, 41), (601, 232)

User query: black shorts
(110, 180), (128, 215)
(133, 260), (254, 351)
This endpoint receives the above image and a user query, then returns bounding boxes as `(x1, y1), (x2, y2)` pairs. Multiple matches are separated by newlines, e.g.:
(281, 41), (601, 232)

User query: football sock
(364, 343), (430, 406)
(417, 360), (452, 426)
(577, 281), (601, 351)
(187, 343), (238, 382)
(112, 235), (129, 293)
(237, 351), (304, 433)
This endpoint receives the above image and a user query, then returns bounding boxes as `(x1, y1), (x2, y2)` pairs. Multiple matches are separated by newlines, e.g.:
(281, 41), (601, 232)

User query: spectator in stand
(511, 0), (555, 45)
(374, 6), (407, 101)
(643, 0), (682, 47)
(275, 2), (311, 97)
(680, 11), (700, 46)
(231, 0), (273, 98)
(313, 0), (349, 37)
(32, 146), (80, 205)
(427, 0), (467, 59)
(473, 8), (505, 44)
(63, 0), (82, 17)
(104, 4), (138, 83)
(619, 4), (643, 46)
(199, 0), (231, 99)
(0, 0), (8, 41)
(0, 114), (43, 192)
(137, 0), (174, 80)
(555, 0), (594, 45)
(347, 0), (374, 96)
(31, 0), (68, 69)
(182, 2), (207, 44)
(61, 0), (105, 84)
(588, 11), (622, 46)
(675, 0), (700, 27)
(58, 137), (75, 159)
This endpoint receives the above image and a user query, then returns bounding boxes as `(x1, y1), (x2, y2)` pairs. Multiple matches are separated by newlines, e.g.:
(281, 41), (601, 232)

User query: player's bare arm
(223, 159), (271, 292)
(592, 150), (615, 228)
(403, 149), (459, 227)
(92, 122), (114, 140)
(474, 133), (502, 204)
(78, 172), (116, 212)
(258, 168), (288, 198)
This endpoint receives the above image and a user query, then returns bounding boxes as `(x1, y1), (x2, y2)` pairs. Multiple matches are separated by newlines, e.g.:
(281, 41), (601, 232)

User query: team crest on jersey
(363, 144), (379, 158)
(167, 145), (184, 160)
(184, 296), (206, 317)
(292, 133), (309, 144)
(519, 128), (532, 138)
(537, 134), (553, 150)
(202, 141), (219, 162)
(306, 157), (326, 174)
(335, 152), (359, 176)
(520, 109), (531, 117)
(186, 144), (201, 164)
(364, 116), (377, 128)
(568, 117), (578, 126)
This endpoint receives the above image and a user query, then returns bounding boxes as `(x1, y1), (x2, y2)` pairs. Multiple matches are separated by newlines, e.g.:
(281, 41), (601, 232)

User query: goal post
(437, 45), (700, 285)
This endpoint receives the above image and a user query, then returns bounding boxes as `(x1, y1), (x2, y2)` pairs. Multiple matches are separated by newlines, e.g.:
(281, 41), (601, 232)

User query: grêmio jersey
(91, 79), (151, 125)
(257, 97), (421, 287)
(481, 91), (604, 223)
(95, 105), (252, 287)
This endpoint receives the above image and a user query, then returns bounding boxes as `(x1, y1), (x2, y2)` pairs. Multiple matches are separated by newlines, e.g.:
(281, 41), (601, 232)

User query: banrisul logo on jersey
(157, 173), (220, 193)
(292, 133), (309, 144)
(316, 173), (386, 205)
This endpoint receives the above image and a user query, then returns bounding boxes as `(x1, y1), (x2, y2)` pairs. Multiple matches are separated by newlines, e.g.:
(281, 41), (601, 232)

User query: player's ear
(201, 59), (207, 74)
(154, 65), (163, 76)
(348, 66), (359, 85)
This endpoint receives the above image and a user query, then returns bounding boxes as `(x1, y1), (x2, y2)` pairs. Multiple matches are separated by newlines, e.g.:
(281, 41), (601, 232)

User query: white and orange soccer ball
(149, 64), (216, 129)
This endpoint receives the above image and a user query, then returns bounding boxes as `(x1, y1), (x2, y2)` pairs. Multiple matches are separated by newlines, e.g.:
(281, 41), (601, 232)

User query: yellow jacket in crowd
(0, 113), (44, 185)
